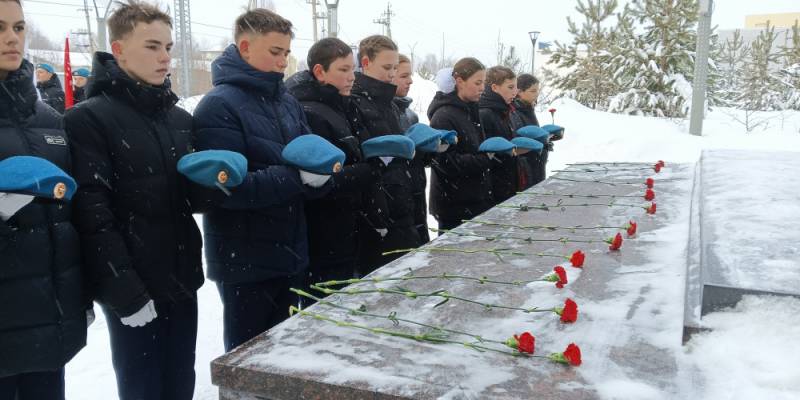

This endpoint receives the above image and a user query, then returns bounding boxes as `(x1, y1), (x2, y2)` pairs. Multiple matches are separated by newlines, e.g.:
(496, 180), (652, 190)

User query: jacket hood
(212, 44), (285, 99)
(86, 52), (178, 114)
(393, 96), (413, 112)
(0, 59), (39, 120)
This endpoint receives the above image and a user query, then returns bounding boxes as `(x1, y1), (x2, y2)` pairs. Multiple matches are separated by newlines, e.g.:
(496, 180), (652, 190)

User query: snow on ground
(65, 78), (800, 399)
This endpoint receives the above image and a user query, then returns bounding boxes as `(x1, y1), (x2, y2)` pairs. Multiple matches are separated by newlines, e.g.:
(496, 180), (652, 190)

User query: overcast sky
(21, 0), (800, 68)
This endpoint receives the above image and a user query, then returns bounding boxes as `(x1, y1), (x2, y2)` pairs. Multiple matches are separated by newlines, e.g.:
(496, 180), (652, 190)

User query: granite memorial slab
(212, 162), (701, 399)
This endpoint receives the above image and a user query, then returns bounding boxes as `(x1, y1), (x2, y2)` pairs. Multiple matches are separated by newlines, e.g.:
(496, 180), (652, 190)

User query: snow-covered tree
(737, 23), (784, 112)
(710, 29), (750, 107)
(779, 22), (800, 110)
(607, 0), (700, 118)
(546, 0), (620, 110)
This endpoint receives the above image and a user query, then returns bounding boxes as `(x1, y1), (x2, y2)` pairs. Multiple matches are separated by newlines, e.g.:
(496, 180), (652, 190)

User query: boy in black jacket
(285, 38), (388, 298)
(65, 2), (214, 398)
(351, 35), (420, 274)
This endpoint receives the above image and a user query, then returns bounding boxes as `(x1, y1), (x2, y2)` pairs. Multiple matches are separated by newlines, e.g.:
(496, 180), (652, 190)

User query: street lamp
(528, 31), (540, 74)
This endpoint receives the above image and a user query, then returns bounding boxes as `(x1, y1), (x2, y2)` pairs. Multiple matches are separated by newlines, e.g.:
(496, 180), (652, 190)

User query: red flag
(64, 37), (74, 110)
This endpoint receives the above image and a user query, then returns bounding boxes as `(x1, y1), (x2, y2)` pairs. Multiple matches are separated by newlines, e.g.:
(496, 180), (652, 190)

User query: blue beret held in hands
(516, 125), (550, 144)
(361, 135), (416, 160)
(282, 134), (346, 175)
(0, 156), (77, 200)
(178, 150), (247, 188)
(511, 137), (544, 153)
(405, 123), (444, 153)
(478, 137), (516, 154)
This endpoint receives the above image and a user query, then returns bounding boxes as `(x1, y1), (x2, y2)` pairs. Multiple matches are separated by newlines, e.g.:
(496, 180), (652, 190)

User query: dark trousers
(0, 369), (64, 400)
(216, 276), (300, 352)
(413, 192), (431, 244)
(102, 299), (197, 400)
(437, 219), (463, 232)
(301, 260), (355, 307)
(357, 225), (421, 277)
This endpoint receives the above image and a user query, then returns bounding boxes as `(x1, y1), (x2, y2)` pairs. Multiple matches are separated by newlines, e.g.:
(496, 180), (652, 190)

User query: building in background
(745, 12), (800, 29)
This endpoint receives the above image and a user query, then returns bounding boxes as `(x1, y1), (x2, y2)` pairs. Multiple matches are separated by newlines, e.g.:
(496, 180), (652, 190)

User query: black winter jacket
(428, 91), (494, 223)
(394, 96), (429, 243)
(510, 98), (546, 188)
(194, 45), (327, 284)
(285, 71), (386, 267)
(351, 73), (420, 269)
(73, 85), (87, 104)
(479, 90), (518, 204)
(66, 52), (208, 317)
(36, 74), (65, 114)
(0, 60), (86, 377)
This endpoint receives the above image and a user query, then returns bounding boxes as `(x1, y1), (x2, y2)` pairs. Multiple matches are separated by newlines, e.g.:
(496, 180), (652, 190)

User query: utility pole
(174, 0), (192, 98)
(80, 0), (95, 53)
(92, 0), (113, 52)
(373, 3), (394, 39)
(309, 0), (318, 42)
(690, 0), (714, 136)
(325, 0), (340, 38)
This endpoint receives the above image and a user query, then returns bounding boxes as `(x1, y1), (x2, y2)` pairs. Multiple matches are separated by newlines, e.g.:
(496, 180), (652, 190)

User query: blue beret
(0, 156), (77, 200)
(177, 150), (247, 188)
(541, 124), (565, 139)
(282, 134), (346, 175)
(511, 137), (543, 153)
(516, 125), (549, 144)
(362, 135), (416, 159)
(478, 137), (515, 153)
(405, 124), (442, 153)
(36, 63), (55, 74)
(439, 130), (458, 145)
(72, 68), (90, 78)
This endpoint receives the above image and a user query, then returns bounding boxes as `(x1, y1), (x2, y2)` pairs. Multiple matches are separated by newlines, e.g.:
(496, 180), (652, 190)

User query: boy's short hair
(234, 8), (294, 42)
(107, 1), (172, 42)
(358, 35), (397, 65)
(485, 66), (516, 87)
(307, 37), (352, 72)
(398, 54), (411, 65)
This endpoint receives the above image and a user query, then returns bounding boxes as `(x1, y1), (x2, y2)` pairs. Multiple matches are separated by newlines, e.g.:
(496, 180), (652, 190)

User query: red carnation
(554, 266), (568, 288)
(644, 189), (655, 201)
(606, 232), (623, 251)
(563, 343), (582, 366)
(647, 202), (657, 215)
(549, 343), (582, 367)
(625, 220), (637, 237)
(516, 332), (535, 354)
(557, 298), (578, 323)
(657, 160), (665, 168)
(569, 250), (585, 268)
(548, 108), (556, 114)
(645, 178), (654, 189)
(654, 163), (662, 173)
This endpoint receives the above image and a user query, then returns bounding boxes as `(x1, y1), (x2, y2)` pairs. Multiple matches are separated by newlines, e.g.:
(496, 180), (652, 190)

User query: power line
(373, 2), (394, 39)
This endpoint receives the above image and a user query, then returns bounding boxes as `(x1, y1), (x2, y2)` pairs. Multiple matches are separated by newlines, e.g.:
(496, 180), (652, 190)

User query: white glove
(0, 192), (34, 221)
(120, 299), (157, 328)
(487, 153), (495, 160)
(300, 170), (331, 188)
(379, 156), (394, 166)
(436, 143), (450, 153)
(375, 228), (388, 238)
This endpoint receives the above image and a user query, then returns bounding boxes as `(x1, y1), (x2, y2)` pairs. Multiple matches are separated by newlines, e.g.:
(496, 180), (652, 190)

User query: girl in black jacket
(0, 1), (86, 398)
(480, 66), (520, 204)
(428, 58), (494, 230)
(510, 73), (546, 188)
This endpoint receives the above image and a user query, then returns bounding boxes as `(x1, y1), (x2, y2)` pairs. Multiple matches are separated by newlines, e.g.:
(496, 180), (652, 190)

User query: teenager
(65, 2), (213, 398)
(34, 62), (65, 113)
(351, 35), (420, 274)
(193, 8), (329, 352)
(479, 66), (519, 204)
(428, 58), (494, 230)
(0, 1), (86, 398)
(285, 38), (387, 298)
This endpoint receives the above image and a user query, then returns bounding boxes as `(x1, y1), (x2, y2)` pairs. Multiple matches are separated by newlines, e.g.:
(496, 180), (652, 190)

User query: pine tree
(779, 22), (800, 110)
(711, 30), (750, 107)
(546, 0), (620, 110)
(738, 23), (784, 112)
(607, 0), (699, 118)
